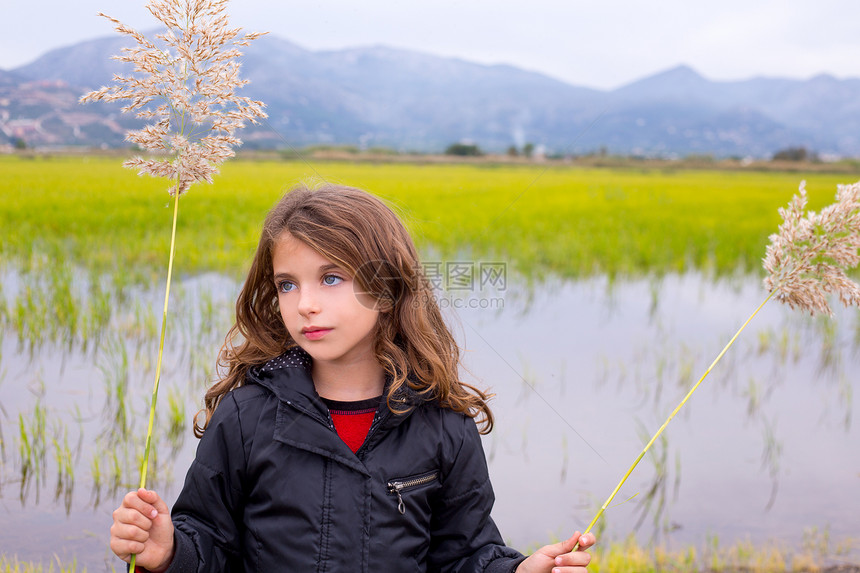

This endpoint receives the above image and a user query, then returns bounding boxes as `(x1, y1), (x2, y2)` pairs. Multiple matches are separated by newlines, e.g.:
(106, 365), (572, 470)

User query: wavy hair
(194, 183), (494, 437)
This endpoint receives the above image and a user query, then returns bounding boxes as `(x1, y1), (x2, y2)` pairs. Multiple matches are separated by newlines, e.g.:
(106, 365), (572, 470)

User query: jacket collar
(246, 346), (421, 431)
(247, 346), (330, 426)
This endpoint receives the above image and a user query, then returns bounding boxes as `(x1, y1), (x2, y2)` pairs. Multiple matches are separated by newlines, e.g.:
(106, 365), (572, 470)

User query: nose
(297, 285), (321, 317)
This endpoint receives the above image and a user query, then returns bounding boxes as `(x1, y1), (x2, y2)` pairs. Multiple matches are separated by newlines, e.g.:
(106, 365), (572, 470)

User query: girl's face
(272, 233), (380, 367)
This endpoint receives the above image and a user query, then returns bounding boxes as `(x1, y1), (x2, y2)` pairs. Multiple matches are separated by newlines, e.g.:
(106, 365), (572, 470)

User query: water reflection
(0, 269), (857, 569)
(452, 274), (858, 551)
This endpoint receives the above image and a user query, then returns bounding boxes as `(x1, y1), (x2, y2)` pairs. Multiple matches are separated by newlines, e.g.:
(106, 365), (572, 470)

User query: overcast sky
(3, 0), (859, 90)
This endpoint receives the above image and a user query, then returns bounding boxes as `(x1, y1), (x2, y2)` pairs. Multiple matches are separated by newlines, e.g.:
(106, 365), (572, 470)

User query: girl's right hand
(110, 488), (175, 572)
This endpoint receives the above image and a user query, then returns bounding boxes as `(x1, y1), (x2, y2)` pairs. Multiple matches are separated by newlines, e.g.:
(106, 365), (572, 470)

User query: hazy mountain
(0, 69), (25, 87)
(4, 34), (860, 157)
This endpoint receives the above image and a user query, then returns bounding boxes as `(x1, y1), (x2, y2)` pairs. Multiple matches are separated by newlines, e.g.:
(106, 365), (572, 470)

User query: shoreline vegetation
(1, 529), (857, 572)
(7, 146), (860, 173)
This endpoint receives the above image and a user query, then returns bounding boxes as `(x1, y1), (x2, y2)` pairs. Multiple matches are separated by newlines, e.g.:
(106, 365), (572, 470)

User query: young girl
(109, 183), (596, 572)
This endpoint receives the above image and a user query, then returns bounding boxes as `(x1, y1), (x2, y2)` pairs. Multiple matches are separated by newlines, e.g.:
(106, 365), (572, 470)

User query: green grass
(0, 556), (84, 572)
(0, 155), (855, 281)
(519, 527), (858, 573)
(2, 527), (854, 573)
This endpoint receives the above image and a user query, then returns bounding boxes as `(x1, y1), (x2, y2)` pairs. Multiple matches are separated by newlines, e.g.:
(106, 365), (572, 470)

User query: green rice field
(2, 155), (855, 281)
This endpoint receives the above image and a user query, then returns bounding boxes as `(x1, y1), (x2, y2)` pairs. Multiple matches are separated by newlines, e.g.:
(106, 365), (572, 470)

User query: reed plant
(0, 282), (8, 331)
(16, 377), (49, 501)
(164, 387), (186, 454)
(0, 391), (6, 467)
(51, 424), (75, 514)
(80, 1), (266, 566)
(109, 449), (123, 494)
(80, 271), (112, 352)
(90, 453), (103, 507)
(96, 336), (131, 444)
(575, 180), (860, 549)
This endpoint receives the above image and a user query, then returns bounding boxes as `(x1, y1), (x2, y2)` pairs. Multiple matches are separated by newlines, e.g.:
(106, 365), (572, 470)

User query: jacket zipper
(387, 471), (439, 515)
(355, 409), (390, 458)
(285, 399), (336, 431)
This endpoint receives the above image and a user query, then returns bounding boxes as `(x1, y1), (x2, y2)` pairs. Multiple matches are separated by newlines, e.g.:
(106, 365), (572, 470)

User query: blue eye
(323, 275), (343, 286)
(278, 281), (296, 293)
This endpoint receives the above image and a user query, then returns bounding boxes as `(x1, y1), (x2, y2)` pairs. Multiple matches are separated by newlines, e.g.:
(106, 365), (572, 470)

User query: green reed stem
(574, 289), (776, 550)
(131, 190), (180, 571)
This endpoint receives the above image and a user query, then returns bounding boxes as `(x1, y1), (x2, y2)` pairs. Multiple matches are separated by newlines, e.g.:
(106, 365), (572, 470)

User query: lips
(301, 326), (332, 341)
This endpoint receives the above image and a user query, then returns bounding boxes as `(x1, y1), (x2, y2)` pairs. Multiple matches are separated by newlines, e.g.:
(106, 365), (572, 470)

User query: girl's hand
(109, 488), (175, 572)
(516, 531), (596, 573)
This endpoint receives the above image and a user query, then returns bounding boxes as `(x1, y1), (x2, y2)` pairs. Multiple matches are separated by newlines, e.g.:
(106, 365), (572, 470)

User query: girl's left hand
(515, 531), (596, 573)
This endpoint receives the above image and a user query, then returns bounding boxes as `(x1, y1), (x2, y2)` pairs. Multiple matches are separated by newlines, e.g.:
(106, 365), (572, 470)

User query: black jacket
(163, 348), (526, 572)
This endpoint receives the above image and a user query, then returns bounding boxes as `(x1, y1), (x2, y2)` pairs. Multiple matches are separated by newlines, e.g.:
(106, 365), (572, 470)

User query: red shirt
(321, 396), (382, 454)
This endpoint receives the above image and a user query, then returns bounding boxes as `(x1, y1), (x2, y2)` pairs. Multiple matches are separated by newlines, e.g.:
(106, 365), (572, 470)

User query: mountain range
(3, 33), (860, 157)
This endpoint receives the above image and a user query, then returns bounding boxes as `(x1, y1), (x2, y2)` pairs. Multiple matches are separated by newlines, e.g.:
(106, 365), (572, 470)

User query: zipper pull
(388, 482), (406, 514)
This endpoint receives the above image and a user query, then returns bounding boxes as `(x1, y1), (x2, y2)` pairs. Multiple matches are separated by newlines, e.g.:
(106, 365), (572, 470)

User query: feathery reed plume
(764, 181), (860, 315)
(80, 0), (267, 196)
(575, 180), (860, 549)
(80, 2), (266, 567)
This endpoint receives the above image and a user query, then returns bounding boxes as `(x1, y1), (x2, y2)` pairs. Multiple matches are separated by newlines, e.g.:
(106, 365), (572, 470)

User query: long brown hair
(194, 183), (494, 437)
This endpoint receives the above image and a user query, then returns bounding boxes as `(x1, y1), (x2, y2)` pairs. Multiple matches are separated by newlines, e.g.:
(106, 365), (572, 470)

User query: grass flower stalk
(139, 189), (179, 491)
(575, 180), (860, 549)
(79, 0), (266, 567)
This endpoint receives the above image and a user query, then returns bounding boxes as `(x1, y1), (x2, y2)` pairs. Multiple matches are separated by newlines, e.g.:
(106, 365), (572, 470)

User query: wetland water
(0, 269), (858, 570)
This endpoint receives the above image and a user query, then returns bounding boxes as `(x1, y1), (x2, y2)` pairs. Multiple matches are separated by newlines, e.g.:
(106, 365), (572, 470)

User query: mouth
(301, 326), (332, 341)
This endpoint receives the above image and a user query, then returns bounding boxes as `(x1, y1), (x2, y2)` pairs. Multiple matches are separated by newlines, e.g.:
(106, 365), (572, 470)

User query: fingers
(575, 532), (596, 550)
(122, 489), (160, 520)
(552, 547), (592, 569)
(539, 532), (579, 558)
(110, 489), (164, 562)
(109, 532), (146, 563)
(138, 487), (170, 515)
(110, 508), (150, 562)
(549, 532), (596, 572)
(541, 531), (596, 558)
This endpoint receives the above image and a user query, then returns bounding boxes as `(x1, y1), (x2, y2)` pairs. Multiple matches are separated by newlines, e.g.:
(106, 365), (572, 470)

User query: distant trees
(444, 142), (483, 156)
(522, 142), (534, 158)
(772, 146), (818, 162)
(445, 141), (542, 158)
(505, 142), (536, 158)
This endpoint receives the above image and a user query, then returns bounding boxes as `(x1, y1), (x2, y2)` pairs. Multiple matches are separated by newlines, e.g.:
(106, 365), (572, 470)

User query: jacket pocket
(387, 470), (439, 515)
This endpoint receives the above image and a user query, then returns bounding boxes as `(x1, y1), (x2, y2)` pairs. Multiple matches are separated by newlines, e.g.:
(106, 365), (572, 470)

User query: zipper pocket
(387, 471), (439, 515)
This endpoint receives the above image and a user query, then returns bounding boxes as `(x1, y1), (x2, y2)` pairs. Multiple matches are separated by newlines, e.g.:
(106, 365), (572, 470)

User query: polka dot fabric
(256, 346), (312, 374)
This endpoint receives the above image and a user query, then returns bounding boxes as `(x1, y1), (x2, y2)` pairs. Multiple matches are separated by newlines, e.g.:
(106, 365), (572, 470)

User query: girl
(109, 183), (596, 572)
